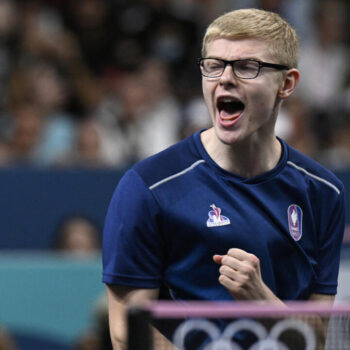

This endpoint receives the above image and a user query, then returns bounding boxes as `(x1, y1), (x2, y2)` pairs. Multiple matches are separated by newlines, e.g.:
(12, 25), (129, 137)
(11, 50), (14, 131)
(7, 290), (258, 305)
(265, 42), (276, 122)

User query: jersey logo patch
(287, 204), (303, 241)
(207, 204), (230, 227)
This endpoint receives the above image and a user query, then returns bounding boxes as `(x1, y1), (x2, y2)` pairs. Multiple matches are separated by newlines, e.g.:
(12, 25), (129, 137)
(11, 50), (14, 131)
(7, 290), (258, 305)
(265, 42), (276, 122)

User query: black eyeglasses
(197, 58), (289, 79)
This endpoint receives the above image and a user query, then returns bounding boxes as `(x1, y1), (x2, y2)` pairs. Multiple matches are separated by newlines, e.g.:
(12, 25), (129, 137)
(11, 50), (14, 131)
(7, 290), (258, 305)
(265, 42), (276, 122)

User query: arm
(106, 284), (159, 350)
(106, 284), (176, 350)
(214, 249), (337, 303)
(103, 171), (168, 349)
(307, 293), (335, 350)
(213, 250), (334, 349)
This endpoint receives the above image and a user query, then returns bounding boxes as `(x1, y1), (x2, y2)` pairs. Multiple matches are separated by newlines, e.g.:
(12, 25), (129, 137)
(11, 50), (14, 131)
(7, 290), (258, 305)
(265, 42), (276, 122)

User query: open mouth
(217, 97), (245, 120)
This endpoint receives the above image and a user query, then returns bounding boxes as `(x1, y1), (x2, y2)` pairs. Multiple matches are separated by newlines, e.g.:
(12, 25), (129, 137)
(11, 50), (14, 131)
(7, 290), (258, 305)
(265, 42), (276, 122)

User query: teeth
(219, 97), (239, 103)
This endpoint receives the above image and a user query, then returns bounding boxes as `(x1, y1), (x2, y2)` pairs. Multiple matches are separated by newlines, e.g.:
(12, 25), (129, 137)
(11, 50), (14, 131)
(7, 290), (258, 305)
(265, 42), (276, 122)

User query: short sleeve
(313, 188), (345, 294)
(102, 169), (164, 288)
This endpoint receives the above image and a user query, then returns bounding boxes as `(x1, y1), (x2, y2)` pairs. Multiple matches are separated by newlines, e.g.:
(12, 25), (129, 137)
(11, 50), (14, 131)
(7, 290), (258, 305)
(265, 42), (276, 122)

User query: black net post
(127, 306), (152, 350)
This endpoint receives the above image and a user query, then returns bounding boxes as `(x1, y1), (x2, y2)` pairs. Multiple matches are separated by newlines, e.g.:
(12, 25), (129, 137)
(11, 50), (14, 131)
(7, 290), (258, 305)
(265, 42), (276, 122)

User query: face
(202, 38), (286, 146)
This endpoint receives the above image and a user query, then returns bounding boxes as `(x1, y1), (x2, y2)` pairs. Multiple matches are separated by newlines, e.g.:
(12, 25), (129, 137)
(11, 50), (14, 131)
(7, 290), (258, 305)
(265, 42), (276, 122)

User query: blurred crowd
(0, 0), (348, 170)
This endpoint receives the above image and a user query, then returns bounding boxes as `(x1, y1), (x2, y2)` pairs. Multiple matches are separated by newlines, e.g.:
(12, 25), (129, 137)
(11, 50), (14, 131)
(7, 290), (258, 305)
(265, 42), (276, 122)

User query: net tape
(129, 301), (350, 350)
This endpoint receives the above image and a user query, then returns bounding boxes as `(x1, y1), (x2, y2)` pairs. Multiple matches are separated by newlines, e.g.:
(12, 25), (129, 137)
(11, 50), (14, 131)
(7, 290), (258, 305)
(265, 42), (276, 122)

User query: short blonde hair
(202, 9), (299, 68)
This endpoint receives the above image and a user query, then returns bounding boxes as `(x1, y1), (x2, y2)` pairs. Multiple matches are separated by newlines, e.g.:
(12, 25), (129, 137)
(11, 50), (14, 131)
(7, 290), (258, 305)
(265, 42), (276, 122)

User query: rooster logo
(207, 204), (231, 227)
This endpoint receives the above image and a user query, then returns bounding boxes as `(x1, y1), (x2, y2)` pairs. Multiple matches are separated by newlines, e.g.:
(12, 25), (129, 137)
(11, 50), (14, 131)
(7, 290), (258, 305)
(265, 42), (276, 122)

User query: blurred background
(0, 0), (349, 349)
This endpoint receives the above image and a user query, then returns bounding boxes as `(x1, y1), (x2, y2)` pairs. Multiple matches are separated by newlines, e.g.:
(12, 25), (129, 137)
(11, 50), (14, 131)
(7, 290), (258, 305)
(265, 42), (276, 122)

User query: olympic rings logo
(172, 318), (316, 350)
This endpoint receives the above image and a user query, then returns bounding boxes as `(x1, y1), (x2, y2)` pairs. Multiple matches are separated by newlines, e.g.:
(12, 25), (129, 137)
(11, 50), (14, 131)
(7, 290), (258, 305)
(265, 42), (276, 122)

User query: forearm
(108, 312), (127, 350)
(110, 335), (126, 350)
(107, 285), (161, 350)
(109, 318), (176, 350)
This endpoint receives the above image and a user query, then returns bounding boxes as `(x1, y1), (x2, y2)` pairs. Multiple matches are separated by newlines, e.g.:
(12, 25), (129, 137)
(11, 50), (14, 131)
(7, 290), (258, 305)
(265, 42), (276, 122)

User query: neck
(201, 128), (282, 178)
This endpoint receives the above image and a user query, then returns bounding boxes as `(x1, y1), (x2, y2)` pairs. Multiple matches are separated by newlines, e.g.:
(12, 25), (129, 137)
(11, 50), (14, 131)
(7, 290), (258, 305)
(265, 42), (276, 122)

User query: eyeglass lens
(201, 59), (260, 78)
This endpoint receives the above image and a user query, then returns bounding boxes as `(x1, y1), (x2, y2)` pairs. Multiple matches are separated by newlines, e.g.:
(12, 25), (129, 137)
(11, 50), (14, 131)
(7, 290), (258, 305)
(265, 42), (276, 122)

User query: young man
(102, 8), (345, 349)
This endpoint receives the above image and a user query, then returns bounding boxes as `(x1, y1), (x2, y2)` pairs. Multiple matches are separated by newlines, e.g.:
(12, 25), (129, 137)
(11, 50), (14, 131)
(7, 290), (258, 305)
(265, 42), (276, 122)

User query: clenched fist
(213, 248), (283, 303)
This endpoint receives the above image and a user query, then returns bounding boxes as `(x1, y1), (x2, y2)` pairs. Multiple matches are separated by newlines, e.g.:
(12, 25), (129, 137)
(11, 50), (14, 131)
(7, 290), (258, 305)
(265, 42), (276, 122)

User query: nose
(219, 64), (238, 86)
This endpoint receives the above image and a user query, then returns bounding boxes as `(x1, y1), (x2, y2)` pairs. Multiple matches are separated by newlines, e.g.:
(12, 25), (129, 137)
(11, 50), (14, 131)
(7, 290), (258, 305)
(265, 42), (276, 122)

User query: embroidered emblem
(287, 204), (303, 241)
(206, 204), (231, 227)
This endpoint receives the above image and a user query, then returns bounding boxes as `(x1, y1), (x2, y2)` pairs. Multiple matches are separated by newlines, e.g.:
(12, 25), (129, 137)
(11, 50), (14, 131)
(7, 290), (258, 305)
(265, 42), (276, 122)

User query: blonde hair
(202, 9), (299, 68)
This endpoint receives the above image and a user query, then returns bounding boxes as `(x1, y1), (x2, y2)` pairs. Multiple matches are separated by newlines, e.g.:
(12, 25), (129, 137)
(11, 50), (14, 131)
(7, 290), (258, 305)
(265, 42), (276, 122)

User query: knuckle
(220, 265), (231, 276)
(219, 275), (226, 284)
(243, 266), (253, 276)
(248, 254), (260, 266)
(235, 285), (244, 295)
(228, 248), (236, 256)
(221, 256), (228, 265)
(239, 274), (249, 285)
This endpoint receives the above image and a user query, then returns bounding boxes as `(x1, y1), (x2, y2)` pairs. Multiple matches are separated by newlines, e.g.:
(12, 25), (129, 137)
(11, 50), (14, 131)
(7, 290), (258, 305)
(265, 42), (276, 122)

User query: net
(127, 301), (350, 350)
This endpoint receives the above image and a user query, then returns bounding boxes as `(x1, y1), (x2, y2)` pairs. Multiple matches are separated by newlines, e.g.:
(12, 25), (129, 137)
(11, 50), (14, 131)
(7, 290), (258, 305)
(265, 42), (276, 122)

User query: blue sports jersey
(102, 130), (345, 301)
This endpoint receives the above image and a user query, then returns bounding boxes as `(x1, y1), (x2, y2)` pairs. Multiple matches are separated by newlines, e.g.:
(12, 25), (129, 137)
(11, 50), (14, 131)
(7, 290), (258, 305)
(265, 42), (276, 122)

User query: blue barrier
(0, 168), (125, 250)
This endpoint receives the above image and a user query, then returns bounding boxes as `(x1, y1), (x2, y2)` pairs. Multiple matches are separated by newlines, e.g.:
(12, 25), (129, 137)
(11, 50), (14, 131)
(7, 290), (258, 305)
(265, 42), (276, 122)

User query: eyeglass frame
(197, 57), (290, 79)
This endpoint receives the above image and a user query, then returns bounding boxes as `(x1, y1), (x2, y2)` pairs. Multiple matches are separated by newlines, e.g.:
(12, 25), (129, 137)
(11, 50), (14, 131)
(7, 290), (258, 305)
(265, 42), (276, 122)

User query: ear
(278, 69), (300, 99)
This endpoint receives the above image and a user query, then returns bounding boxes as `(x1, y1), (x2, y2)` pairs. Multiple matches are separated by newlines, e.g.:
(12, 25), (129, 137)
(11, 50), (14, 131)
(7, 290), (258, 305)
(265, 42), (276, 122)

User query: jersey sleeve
(313, 188), (345, 295)
(102, 169), (164, 288)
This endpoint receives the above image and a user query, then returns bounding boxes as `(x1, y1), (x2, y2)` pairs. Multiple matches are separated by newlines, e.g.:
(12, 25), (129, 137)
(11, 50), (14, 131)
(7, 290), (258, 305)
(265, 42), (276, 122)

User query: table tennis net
(127, 301), (350, 350)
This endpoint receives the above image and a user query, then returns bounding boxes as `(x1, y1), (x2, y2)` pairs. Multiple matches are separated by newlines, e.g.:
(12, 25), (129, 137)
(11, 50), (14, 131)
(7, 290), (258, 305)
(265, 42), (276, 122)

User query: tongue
(220, 109), (241, 120)
(220, 105), (243, 119)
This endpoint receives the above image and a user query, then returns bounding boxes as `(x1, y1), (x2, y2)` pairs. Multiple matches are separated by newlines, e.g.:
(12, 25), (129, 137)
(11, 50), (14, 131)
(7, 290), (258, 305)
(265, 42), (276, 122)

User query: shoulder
(131, 132), (204, 189)
(283, 141), (344, 196)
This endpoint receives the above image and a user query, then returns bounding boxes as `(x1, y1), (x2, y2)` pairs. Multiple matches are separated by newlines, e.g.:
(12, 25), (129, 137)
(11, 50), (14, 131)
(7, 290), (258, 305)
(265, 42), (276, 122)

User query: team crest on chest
(206, 204), (231, 227)
(287, 204), (303, 241)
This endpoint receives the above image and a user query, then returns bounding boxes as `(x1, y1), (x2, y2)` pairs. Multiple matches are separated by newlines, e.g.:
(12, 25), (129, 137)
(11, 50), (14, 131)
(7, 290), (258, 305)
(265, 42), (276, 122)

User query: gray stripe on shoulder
(287, 161), (340, 195)
(149, 159), (205, 190)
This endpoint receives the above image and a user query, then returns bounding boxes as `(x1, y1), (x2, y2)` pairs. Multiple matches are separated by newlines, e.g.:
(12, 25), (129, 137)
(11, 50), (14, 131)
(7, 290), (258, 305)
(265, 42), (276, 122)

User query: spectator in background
(19, 0), (103, 114)
(315, 70), (350, 171)
(0, 326), (18, 350)
(55, 117), (110, 168)
(275, 96), (317, 158)
(0, 0), (20, 110)
(6, 58), (77, 166)
(297, 0), (349, 111)
(96, 57), (182, 167)
(63, 0), (117, 76)
(180, 94), (211, 139)
(291, 0), (350, 166)
(212, 0), (316, 43)
(317, 112), (350, 171)
(0, 0), (347, 170)
(53, 215), (101, 257)
(0, 102), (42, 166)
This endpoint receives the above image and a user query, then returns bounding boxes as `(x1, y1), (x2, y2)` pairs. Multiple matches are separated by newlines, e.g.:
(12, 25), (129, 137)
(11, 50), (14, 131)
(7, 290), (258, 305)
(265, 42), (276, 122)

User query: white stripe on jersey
(149, 160), (205, 190)
(287, 161), (341, 195)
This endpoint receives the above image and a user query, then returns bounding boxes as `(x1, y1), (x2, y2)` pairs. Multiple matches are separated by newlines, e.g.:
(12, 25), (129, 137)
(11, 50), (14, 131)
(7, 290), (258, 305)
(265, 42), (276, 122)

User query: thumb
(213, 254), (223, 264)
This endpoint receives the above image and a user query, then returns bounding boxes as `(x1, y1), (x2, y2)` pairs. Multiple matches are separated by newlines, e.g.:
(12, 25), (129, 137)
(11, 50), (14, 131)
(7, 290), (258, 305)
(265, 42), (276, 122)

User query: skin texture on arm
(106, 285), (176, 350)
(106, 285), (159, 350)
(308, 293), (335, 350)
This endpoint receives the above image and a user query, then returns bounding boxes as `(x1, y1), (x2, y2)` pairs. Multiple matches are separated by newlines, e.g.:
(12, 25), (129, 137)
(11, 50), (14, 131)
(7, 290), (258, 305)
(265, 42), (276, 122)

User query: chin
(214, 127), (243, 146)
